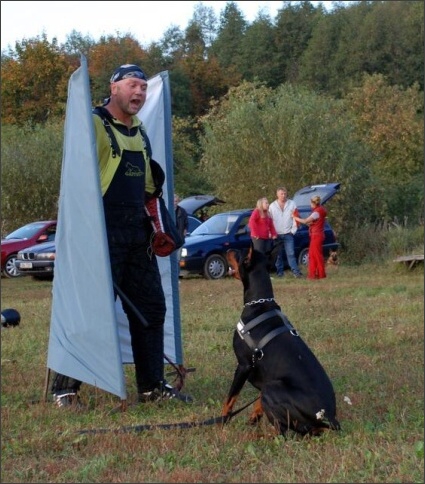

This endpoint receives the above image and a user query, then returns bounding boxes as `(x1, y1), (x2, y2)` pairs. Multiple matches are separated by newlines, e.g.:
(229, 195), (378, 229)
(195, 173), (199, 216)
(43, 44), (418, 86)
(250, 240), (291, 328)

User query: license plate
(19, 262), (33, 269)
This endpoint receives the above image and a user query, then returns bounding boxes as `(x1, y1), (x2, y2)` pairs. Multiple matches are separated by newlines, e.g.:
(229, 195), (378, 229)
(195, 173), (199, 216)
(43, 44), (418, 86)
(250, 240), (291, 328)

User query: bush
(339, 220), (424, 265)
(385, 220), (424, 257)
(1, 121), (63, 235)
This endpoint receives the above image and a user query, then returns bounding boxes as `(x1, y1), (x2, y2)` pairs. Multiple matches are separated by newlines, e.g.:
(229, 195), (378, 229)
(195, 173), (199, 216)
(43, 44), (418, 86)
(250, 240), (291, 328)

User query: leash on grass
(75, 394), (260, 435)
(73, 283), (261, 434)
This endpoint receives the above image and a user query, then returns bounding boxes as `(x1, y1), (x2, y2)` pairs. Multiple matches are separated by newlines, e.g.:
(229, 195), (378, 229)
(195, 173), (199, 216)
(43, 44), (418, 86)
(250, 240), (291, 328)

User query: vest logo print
(125, 162), (144, 177)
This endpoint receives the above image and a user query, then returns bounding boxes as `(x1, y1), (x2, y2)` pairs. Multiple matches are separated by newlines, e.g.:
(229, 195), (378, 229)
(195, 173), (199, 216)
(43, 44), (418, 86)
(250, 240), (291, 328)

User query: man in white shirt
(268, 187), (303, 278)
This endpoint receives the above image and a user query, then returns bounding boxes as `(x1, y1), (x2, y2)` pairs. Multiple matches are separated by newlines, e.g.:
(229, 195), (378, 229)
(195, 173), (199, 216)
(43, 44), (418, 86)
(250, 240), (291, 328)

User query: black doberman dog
(223, 246), (341, 436)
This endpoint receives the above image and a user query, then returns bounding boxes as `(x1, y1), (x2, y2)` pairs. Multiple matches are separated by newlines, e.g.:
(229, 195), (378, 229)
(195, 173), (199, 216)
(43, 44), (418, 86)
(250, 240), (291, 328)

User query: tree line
(1, 1), (423, 261)
(2, 1), (423, 122)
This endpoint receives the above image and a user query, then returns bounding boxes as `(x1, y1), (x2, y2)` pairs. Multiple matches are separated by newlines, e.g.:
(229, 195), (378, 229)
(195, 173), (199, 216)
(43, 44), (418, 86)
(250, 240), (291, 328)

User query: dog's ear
(244, 245), (254, 263)
(264, 240), (281, 271)
(271, 239), (283, 254)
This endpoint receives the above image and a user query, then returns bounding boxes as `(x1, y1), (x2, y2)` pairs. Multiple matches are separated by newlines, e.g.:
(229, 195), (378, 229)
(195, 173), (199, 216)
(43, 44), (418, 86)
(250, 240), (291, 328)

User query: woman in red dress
(248, 197), (278, 254)
(293, 196), (327, 279)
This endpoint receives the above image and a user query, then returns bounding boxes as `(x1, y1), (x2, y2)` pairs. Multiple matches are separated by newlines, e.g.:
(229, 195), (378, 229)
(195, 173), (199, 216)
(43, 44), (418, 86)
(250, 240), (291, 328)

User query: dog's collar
(244, 298), (275, 307)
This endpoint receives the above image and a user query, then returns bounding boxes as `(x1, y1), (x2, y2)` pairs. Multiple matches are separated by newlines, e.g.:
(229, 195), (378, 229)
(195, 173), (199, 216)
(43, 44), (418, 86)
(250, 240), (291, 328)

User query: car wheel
(3, 254), (22, 278)
(298, 248), (309, 267)
(203, 254), (227, 280)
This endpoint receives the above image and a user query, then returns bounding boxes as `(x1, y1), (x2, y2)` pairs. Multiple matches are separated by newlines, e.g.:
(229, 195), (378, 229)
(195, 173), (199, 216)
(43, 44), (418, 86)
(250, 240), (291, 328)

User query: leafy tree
(237, 13), (278, 86)
(155, 27), (195, 117)
(157, 26), (185, 64)
(401, 1), (424, 90)
(346, 73), (424, 223)
(154, 7), (225, 118)
(1, 35), (71, 125)
(143, 41), (169, 76)
(198, 81), (378, 242)
(183, 20), (207, 59)
(180, 54), (229, 117)
(354, 1), (424, 90)
(62, 30), (96, 60)
(172, 116), (212, 196)
(299, 1), (424, 96)
(209, 1), (247, 70)
(177, 18), (230, 117)
(274, 0), (323, 86)
(190, 2), (219, 50)
(169, 66), (194, 118)
(298, 2), (366, 96)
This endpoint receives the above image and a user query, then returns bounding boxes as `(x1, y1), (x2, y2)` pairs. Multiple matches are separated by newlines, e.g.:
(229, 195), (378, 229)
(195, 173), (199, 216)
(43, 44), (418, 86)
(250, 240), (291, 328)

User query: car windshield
(5, 222), (47, 240)
(191, 214), (240, 235)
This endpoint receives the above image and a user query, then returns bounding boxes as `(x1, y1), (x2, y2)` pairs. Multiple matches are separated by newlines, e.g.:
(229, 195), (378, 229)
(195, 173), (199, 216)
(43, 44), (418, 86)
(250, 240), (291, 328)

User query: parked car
(1, 221), (57, 278)
(187, 215), (202, 235)
(14, 239), (56, 280)
(179, 183), (340, 280)
(178, 195), (226, 235)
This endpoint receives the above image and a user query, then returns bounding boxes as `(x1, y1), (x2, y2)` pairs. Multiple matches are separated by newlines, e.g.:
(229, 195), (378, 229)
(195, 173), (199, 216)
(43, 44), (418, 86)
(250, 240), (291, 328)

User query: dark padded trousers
(51, 204), (166, 395)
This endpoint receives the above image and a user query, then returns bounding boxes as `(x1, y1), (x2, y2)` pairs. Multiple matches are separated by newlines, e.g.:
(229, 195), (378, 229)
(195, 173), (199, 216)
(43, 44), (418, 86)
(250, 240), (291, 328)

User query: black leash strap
(114, 282), (149, 328)
(75, 396), (260, 435)
(114, 282), (187, 384)
(102, 287), (260, 436)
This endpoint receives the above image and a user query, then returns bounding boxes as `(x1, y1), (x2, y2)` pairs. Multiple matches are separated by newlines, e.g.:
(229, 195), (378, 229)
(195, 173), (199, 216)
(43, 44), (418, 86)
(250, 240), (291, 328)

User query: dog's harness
(236, 308), (299, 365)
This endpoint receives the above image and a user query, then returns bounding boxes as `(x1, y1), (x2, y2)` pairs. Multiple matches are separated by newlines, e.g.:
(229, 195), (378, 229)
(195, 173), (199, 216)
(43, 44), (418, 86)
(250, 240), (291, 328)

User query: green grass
(1, 261), (424, 483)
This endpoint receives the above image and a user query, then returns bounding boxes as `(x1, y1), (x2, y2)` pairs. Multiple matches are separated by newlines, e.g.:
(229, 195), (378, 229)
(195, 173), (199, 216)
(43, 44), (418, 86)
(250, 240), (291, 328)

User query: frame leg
(43, 367), (51, 403)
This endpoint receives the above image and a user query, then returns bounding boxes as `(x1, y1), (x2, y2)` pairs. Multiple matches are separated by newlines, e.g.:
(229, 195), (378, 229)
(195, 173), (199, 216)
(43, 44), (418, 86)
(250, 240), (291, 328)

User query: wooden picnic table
(393, 254), (424, 270)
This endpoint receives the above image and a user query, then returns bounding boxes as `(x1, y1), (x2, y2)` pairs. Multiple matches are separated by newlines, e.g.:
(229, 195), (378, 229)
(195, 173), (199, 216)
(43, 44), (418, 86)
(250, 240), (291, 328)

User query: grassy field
(1, 261), (424, 483)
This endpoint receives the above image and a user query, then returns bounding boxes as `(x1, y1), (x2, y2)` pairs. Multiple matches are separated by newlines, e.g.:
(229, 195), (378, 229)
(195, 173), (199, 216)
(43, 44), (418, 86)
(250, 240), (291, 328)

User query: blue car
(179, 183), (340, 280)
(178, 195), (226, 236)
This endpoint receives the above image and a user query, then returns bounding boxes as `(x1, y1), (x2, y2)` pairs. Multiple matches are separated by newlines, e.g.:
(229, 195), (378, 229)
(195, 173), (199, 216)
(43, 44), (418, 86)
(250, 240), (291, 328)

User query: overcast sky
(1, 1), (295, 49)
(1, 1), (339, 50)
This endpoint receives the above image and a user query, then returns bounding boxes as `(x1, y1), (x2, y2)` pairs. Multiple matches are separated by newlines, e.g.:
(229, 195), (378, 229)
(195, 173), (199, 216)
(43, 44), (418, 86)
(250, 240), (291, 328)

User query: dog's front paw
(247, 396), (264, 425)
(248, 412), (263, 425)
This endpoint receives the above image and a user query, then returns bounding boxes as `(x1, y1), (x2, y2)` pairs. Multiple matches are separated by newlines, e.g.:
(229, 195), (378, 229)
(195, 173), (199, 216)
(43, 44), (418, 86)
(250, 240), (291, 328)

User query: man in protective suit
(51, 64), (191, 408)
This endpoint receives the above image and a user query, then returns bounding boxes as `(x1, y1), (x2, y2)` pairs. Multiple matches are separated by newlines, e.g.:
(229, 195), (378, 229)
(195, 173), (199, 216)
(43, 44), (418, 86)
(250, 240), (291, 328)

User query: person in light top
(268, 187), (303, 278)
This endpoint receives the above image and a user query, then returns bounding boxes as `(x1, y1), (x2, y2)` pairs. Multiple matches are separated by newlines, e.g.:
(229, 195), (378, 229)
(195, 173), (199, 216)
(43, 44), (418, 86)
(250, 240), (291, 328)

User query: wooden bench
(393, 254), (424, 270)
